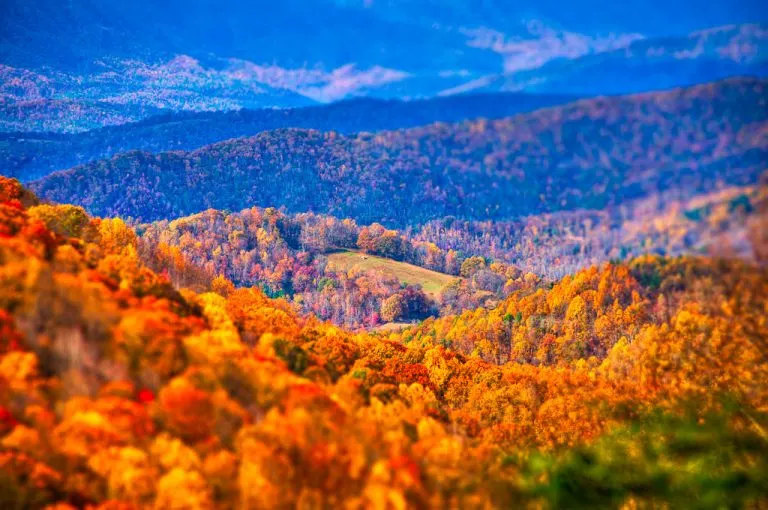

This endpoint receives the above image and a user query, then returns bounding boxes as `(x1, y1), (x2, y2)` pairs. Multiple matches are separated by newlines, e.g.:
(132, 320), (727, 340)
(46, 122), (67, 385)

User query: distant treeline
(2, 91), (576, 181)
(32, 78), (768, 227)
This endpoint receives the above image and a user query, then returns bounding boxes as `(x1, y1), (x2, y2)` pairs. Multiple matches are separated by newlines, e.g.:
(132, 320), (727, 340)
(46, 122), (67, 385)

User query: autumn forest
(1, 3), (768, 508)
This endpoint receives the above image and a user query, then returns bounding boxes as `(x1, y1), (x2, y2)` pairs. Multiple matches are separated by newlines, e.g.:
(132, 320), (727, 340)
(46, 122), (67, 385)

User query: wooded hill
(31, 78), (767, 226)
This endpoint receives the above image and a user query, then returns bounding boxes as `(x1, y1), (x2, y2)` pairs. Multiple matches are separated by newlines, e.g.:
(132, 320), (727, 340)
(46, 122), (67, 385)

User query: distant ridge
(31, 78), (767, 227)
(2, 91), (577, 182)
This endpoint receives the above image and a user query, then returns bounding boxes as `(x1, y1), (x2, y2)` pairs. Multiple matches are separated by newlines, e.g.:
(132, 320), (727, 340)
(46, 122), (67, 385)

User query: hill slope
(1, 91), (577, 182)
(135, 207), (468, 329)
(32, 78), (768, 226)
(1, 177), (766, 508)
(326, 250), (457, 297)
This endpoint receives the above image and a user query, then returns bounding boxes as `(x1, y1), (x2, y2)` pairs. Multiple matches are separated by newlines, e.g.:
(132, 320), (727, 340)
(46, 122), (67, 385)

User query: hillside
(414, 179), (768, 278)
(4, 1), (768, 507)
(1, 91), (577, 182)
(390, 254), (768, 366)
(0, 177), (766, 508)
(32, 78), (768, 226)
(135, 206), (502, 329)
(130, 178), (766, 331)
(326, 250), (457, 297)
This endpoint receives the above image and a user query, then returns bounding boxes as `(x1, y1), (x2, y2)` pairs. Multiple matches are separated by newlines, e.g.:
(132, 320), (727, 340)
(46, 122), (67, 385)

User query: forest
(137, 207), (501, 328)
(1, 175), (767, 508)
(2, 59), (768, 510)
(128, 178), (766, 331)
(2, 0), (768, 505)
(1, 91), (575, 182)
(30, 78), (767, 226)
(411, 182), (768, 278)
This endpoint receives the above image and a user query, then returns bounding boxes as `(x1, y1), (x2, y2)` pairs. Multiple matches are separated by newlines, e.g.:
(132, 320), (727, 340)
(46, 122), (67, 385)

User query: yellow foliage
(155, 468), (213, 510)
(89, 446), (157, 503)
(98, 218), (137, 255)
(150, 433), (202, 472)
(52, 410), (123, 459)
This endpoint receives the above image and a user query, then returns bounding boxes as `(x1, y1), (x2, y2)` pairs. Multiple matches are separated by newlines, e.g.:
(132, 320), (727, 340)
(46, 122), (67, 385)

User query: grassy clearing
(326, 250), (457, 297)
(370, 322), (414, 333)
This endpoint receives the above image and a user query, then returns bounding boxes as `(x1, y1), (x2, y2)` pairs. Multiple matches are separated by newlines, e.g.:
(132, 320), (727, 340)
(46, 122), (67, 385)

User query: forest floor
(326, 250), (457, 297)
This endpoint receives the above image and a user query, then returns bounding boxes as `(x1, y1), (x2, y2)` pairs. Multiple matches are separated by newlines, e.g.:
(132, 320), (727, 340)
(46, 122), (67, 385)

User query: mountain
(0, 59), (319, 133)
(3, 2), (768, 508)
(31, 78), (768, 226)
(465, 23), (768, 95)
(0, 91), (578, 182)
(1, 0), (765, 131)
(3, 0), (761, 72)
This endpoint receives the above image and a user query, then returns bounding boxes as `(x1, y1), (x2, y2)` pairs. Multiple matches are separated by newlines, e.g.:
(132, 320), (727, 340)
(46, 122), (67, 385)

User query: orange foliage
(0, 177), (766, 508)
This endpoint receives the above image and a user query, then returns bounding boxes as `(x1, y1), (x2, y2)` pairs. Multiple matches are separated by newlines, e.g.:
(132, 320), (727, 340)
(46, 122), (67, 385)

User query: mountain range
(1, 0), (765, 131)
(1, 4), (768, 508)
(0, 91), (577, 182)
(30, 78), (768, 226)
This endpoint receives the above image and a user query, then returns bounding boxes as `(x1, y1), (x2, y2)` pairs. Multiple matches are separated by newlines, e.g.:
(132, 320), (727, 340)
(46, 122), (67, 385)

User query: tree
(154, 468), (213, 510)
(28, 204), (92, 238)
(158, 379), (215, 442)
(98, 218), (137, 255)
(380, 295), (406, 323)
(460, 256), (486, 277)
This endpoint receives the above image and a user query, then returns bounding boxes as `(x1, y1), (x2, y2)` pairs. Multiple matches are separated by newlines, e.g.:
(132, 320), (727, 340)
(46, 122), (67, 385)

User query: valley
(1, 176), (765, 507)
(1, 4), (767, 506)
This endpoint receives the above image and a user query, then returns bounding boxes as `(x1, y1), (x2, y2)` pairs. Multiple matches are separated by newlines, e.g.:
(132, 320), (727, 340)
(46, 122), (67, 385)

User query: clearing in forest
(326, 250), (457, 297)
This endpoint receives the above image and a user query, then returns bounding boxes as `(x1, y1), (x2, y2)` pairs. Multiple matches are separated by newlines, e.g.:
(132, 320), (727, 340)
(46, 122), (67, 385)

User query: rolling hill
(2, 176), (767, 508)
(3, 2), (768, 508)
(31, 78), (768, 227)
(326, 250), (457, 297)
(1, 91), (577, 182)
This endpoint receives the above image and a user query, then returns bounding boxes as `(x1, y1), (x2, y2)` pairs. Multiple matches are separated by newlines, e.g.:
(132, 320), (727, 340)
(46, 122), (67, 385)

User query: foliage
(137, 207), (468, 329)
(522, 404), (768, 509)
(31, 78), (767, 226)
(3, 84), (575, 181)
(0, 177), (766, 508)
(413, 182), (768, 278)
